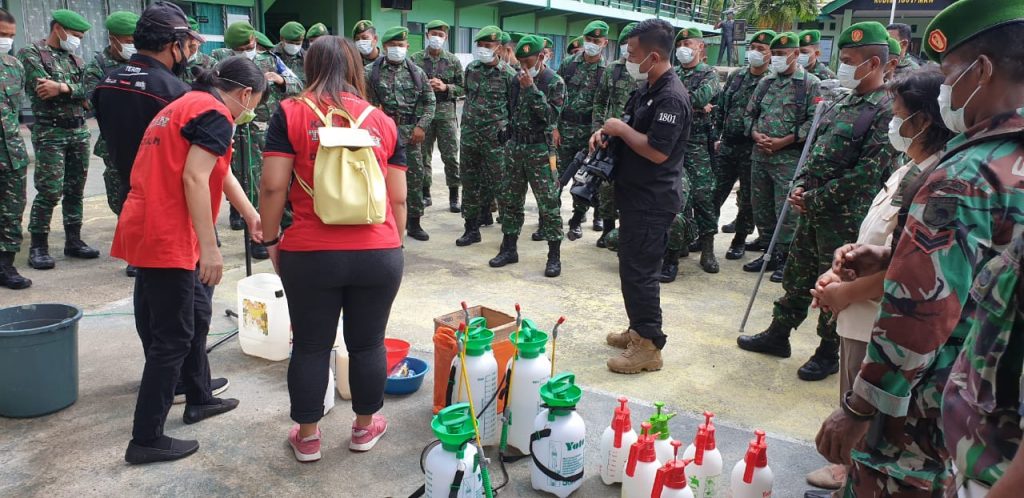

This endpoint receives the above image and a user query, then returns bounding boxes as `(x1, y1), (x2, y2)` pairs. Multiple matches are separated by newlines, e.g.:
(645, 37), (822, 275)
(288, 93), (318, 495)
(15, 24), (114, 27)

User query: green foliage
(737, 0), (821, 31)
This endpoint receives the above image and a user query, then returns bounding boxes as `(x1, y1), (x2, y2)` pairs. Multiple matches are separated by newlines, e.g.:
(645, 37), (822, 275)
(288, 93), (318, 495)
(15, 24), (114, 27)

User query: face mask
(770, 55), (790, 73)
(797, 53), (810, 67)
(527, 59), (543, 78)
(58, 27), (81, 52)
(620, 44), (629, 57)
(355, 39), (375, 55)
(746, 50), (765, 68)
(836, 59), (871, 89)
(676, 46), (695, 65)
(473, 46), (495, 64)
(225, 91), (256, 125)
(235, 48), (257, 60)
(386, 46), (407, 62)
(427, 36), (445, 50)
(584, 41), (602, 57)
(938, 59), (981, 134)
(887, 111), (923, 152)
(0, 38), (13, 55)
(282, 43), (301, 56)
(172, 42), (188, 76)
(118, 42), (137, 61)
(626, 53), (651, 81)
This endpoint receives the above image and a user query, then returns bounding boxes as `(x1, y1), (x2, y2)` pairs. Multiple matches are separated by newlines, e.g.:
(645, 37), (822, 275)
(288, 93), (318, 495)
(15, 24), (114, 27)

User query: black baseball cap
(137, 1), (202, 40)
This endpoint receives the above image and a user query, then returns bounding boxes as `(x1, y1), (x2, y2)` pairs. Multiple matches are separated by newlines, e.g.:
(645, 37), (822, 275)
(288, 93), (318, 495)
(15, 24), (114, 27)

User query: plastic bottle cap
(648, 401), (676, 441)
(458, 325), (494, 356)
(513, 319), (548, 359)
(432, 403), (475, 452)
(539, 372), (581, 408)
(612, 397), (633, 448)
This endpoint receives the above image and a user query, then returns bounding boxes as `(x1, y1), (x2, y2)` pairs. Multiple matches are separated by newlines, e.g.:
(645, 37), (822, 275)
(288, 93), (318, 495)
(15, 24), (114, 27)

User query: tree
(736, 0), (820, 31)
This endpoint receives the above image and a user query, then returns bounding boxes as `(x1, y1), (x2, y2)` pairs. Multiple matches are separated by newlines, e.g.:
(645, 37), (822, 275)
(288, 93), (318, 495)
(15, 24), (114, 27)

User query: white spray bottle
(621, 421), (661, 498)
(599, 397), (638, 485)
(683, 411), (723, 498)
(652, 440), (695, 498)
(729, 429), (773, 498)
(649, 401), (678, 464)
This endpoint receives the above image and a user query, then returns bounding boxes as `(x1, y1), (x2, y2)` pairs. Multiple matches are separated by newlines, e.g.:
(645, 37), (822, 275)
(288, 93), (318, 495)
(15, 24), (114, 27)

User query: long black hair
(887, 67), (954, 155)
(193, 55), (269, 104)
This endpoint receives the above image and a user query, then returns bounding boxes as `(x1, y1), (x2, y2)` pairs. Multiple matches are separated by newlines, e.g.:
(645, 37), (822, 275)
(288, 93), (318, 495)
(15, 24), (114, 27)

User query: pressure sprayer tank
(531, 373), (586, 497)
(729, 430), (773, 498)
(683, 412), (723, 498)
(652, 441), (695, 498)
(424, 403), (485, 498)
(452, 320), (499, 446)
(622, 421), (662, 498)
(236, 273), (291, 361)
(599, 397), (638, 485)
(505, 319), (551, 455)
(649, 401), (678, 464)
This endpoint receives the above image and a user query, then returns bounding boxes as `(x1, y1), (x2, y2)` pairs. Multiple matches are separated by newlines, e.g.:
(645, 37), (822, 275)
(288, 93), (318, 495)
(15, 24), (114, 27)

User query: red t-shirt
(263, 92), (406, 252)
(111, 90), (235, 269)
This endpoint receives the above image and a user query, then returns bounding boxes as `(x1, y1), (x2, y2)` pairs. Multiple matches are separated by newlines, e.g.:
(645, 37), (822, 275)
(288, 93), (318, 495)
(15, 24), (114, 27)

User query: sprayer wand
(549, 316), (566, 378)
(457, 322), (494, 498)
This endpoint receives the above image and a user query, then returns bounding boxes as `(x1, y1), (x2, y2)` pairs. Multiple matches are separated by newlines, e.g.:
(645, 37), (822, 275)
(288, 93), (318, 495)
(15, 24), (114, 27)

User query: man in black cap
(92, 1), (237, 464)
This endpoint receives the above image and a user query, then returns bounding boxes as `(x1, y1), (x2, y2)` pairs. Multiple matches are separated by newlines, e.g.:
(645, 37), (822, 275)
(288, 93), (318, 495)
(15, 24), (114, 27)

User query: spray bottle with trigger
(729, 429), (773, 498)
(621, 421), (662, 498)
(683, 412), (723, 498)
(456, 323), (495, 498)
(598, 397), (638, 485)
(649, 402), (678, 464)
(652, 441), (694, 498)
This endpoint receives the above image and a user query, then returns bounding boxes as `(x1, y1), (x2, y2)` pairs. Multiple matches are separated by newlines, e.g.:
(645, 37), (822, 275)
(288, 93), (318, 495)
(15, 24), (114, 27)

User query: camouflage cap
(887, 36), (901, 56)
(425, 20), (449, 32)
(279, 21), (305, 41)
(837, 21), (889, 49)
(351, 20), (373, 38)
(620, 22), (639, 40)
(53, 9), (92, 32)
(224, 21), (255, 48)
(105, 11), (139, 36)
(515, 35), (544, 59)
(770, 32), (799, 50)
(799, 29), (821, 47)
(923, 0), (1024, 62)
(582, 20), (610, 38)
(307, 22), (328, 38)
(255, 31), (274, 49)
(675, 27), (703, 42)
(749, 29), (777, 46)
(474, 25), (502, 43)
(381, 26), (409, 44)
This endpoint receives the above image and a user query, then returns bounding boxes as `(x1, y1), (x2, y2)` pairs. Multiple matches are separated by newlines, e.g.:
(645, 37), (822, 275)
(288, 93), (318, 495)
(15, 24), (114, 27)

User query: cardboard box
(432, 305), (516, 415)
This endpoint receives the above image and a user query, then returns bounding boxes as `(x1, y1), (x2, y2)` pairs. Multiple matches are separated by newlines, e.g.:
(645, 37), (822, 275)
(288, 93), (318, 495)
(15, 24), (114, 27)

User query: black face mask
(171, 39), (188, 76)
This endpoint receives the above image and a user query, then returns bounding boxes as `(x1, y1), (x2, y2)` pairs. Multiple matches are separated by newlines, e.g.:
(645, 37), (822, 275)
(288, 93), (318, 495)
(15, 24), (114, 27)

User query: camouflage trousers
(666, 173), (695, 252)
(0, 164), (26, 252)
(399, 124), (426, 218)
(231, 123), (265, 207)
(460, 130), (505, 223)
(714, 136), (755, 237)
(28, 125), (90, 235)
(421, 117), (460, 190)
(597, 182), (617, 222)
(499, 143), (563, 242)
(750, 157), (799, 248)
(557, 124), (596, 217)
(93, 137), (123, 215)
(668, 135), (716, 251)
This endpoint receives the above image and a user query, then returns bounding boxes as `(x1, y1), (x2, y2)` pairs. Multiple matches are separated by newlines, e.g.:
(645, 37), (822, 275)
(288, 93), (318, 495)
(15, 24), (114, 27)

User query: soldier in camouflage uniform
(559, 20), (609, 241)
(739, 32), (820, 282)
(0, 10), (31, 290)
(814, 8), (1024, 496)
(181, 17), (215, 86)
(271, 21), (305, 84)
(411, 20), (463, 213)
(714, 30), (775, 263)
(351, 20), (381, 66)
(738, 23), (896, 382)
(365, 26), (436, 241)
(884, 37), (903, 82)
(19, 9), (101, 270)
(798, 30), (836, 81)
(591, 22), (638, 250)
(886, 23), (920, 81)
(662, 27), (723, 281)
(489, 35), (565, 278)
(212, 21), (301, 259)
(306, 22), (328, 46)
(83, 11), (138, 216)
(455, 26), (514, 248)
(565, 37), (583, 61)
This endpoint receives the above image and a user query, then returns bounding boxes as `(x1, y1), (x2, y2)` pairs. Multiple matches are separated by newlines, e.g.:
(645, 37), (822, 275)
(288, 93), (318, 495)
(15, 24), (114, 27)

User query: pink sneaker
(350, 414), (388, 452)
(288, 424), (322, 462)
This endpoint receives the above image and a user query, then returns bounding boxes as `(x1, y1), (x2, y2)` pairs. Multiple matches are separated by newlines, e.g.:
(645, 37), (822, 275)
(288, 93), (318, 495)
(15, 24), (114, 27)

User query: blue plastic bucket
(0, 304), (82, 417)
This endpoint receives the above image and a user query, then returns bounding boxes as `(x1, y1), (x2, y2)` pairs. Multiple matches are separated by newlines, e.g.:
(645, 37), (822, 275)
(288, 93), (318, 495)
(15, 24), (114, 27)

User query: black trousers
(617, 209), (675, 349)
(279, 248), (403, 424)
(132, 267), (214, 442)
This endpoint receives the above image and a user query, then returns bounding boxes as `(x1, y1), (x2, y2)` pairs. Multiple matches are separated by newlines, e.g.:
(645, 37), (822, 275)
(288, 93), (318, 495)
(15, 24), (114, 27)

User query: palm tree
(735, 0), (820, 31)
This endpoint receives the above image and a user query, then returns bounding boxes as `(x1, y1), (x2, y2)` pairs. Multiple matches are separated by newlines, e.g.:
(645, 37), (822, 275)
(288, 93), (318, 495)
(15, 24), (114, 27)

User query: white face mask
(355, 39), (375, 55)
(583, 41), (602, 57)
(58, 27), (81, 52)
(620, 44), (629, 57)
(770, 55), (790, 73)
(386, 46), (407, 62)
(0, 38), (14, 55)
(887, 111), (923, 153)
(282, 43), (301, 56)
(235, 48), (257, 60)
(528, 60), (542, 78)
(746, 50), (766, 68)
(626, 53), (651, 81)
(473, 46), (495, 64)
(676, 46), (695, 65)
(427, 36), (445, 50)
(797, 53), (810, 68)
(938, 59), (981, 134)
(836, 59), (871, 89)
(117, 41), (136, 60)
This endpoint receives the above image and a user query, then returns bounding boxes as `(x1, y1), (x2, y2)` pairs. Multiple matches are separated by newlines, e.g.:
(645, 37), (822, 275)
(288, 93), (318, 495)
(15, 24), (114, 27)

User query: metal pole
(889, 0), (897, 25)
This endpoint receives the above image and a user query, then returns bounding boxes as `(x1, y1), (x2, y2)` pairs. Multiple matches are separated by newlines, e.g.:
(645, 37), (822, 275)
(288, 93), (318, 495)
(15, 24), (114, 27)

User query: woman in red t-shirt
(260, 37), (407, 462)
(112, 57), (267, 464)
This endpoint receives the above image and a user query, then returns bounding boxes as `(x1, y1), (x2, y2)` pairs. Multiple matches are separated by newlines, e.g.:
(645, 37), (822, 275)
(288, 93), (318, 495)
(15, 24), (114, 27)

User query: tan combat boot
(606, 328), (633, 349)
(607, 331), (663, 374)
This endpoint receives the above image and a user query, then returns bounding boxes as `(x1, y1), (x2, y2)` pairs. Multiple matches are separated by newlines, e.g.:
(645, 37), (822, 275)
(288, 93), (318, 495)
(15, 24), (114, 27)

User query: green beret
(351, 20), (372, 38)
(255, 31), (274, 49)
(799, 29), (821, 47)
(474, 25), (502, 43)
(542, 37), (553, 49)
(675, 27), (703, 42)
(515, 35), (544, 59)
(500, 31), (511, 44)
(425, 20), (449, 32)
(509, 32), (525, 44)
(887, 37), (901, 56)
(750, 29), (777, 46)
(923, 0), (1024, 63)
(225, 21), (255, 48)
(770, 32), (799, 49)
(837, 21), (889, 49)
(620, 22), (638, 40)
(381, 26), (409, 44)
(280, 21), (305, 41)
(53, 9), (92, 32)
(568, 36), (583, 50)
(308, 22), (328, 38)
(582, 20), (610, 38)
(188, 17), (200, 32)
(104, 11), (138, 36)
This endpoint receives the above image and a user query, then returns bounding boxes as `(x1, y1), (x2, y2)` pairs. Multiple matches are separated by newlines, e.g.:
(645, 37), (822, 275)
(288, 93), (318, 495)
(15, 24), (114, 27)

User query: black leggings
(279, 248), (403, 424)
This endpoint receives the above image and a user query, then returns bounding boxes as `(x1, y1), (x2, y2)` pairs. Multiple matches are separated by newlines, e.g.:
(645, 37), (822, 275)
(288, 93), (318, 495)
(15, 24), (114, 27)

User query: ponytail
(194, 55), (269, 96)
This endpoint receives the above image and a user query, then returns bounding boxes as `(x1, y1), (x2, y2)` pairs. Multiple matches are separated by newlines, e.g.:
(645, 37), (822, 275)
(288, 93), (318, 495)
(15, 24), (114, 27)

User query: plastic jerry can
(729, 430), (773, 498)
(531, 373), (586, 497)
(452, 322), (499, 446)
(505, 319), (551, 455)
(599, 397), (638, 485)
(424, 403), (484, 498)
(236, 273), (291, 361)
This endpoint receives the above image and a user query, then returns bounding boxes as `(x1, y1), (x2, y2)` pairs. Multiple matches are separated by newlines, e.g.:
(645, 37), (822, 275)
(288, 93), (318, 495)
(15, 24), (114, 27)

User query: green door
(194, 4), (225, 54)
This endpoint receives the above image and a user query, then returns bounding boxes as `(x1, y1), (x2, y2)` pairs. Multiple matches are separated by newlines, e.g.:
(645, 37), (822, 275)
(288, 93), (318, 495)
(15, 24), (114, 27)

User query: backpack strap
(560, 56), (579, 86)
(369, 58), (386, 97)
(612, 63), (624, 83)
(404, 58), (426, 91)
(34, 41), (56, 76)
(529, 428), (584, 483)
(353, 104), (375, 128)
(792, 76), (808, 136)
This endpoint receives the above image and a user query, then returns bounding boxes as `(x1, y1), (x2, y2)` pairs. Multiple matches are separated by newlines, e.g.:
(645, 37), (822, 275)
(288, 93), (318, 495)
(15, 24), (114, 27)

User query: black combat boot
(592, 217), (604, 232)
(531, 230), (544, 241)
(250, 242), (269, 260)
(0, 252), (31, 290)
(423, 186), (432, 208)
(659, 250), (681, 283)
(745, 237), (769, 252)
(769, 250), (788, 283)
(736, 320), (792, 358)
(456, 220), (481, 247)
(488, 234), (519, 267)
(64, 225), (100, 259)
(596, 219), (615, 248)
(743, 251), (780, 273)
(229, 206), (244, 231)
(28, 233), (55, 270)
(688, 239), (701, 253)
(721, 220), (737, 233)
(545, 241), (561, 277)
(479, 210), (494, 227)
(566, 212), (584, 241)
(725, 233), (747, 260)
(407, 217), (430, 241)
(449, 187), (461, 213)
(798, 340), (840, 381)
(699, 235), (719, 274)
